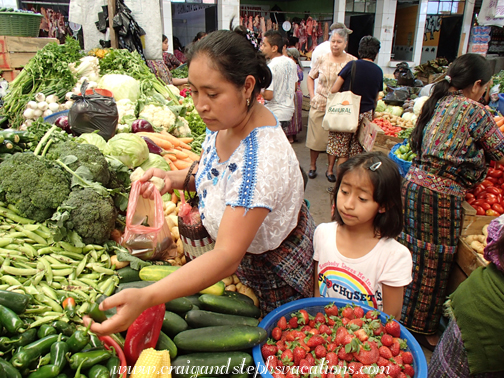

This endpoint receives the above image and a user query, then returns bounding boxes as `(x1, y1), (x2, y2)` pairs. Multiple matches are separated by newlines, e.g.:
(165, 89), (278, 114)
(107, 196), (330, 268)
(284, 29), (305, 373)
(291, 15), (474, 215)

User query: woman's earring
(246, 98), (250, 107)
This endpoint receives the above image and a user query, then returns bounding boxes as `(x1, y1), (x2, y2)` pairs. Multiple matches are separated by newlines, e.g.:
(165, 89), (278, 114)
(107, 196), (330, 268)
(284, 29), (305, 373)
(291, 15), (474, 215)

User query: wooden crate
(0, 36), (58, 72)
(461, 200), (496, 235)
(0, 68), (21, 82)
(372, 132), (404, 153)
(416, 72), (444, 85)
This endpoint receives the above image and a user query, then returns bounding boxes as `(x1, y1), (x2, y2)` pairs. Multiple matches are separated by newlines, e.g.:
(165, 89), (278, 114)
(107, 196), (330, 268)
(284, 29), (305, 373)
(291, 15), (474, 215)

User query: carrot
(164, 156), (178, 171)
(497, 119), (504, 127)
(164, 153), (177, 161)
(495, 116), (503, 122)
(171, 194), (179, 204)
(159, 130), (182, 147)
(500, 125), (504, 133)
(167, 148), (189, 160)
(173, 159), (193, 170)
(140, 134), (174, 150)
(178, 137), (194, 144)
(184, 149), (201, 162)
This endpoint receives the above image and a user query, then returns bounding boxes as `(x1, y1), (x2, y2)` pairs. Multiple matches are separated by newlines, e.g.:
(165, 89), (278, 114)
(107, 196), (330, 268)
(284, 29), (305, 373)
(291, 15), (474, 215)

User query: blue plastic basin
(251, 297), (428, 378)
(43, 109), (69, 124)
(498, 93), (504, 116)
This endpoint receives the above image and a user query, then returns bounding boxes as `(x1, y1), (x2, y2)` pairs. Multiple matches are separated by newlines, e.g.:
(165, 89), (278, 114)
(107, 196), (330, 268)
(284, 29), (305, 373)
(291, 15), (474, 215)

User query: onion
(64, 100), (74, 110)
(43, 109), (53, 117)
(33, 109), (43, 118)
(37, 101), (48, 111)
(54, 116), (70, 133)
(23, 108), (35, 119)
(48, 102), (60, 112)
(35, 92), (45, 102)
(27, 101), (38, 110)
(132, 119), (154, 133)
(65, 92), (74, 101)
(46, 95), (58, 104)
(25, 119), (34, 127)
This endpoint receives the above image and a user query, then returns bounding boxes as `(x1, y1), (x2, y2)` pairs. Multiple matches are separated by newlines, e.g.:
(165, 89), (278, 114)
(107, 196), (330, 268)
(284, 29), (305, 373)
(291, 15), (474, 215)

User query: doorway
(348, 14), (375, 57)
(437, 16), (462, 62)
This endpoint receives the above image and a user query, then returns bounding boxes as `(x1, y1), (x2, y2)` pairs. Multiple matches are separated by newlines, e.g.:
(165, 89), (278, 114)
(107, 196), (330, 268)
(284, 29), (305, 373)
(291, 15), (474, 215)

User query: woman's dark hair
(162, 34), (168, 43)
(410, 53), (492, 154)
(173, 36), (183, 51)
(264, 30), (285, 53)
(331, 152), (403, 239)
(358, 36), (380, 60)
(186, 22), (272, 109)
(193, 32), (207, 43)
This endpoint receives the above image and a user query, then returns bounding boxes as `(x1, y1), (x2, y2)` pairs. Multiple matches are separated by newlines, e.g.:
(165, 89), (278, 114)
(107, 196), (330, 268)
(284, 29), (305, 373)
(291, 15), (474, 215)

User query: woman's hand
(83, 289), (150, 335)
(138, 168), (174, 199)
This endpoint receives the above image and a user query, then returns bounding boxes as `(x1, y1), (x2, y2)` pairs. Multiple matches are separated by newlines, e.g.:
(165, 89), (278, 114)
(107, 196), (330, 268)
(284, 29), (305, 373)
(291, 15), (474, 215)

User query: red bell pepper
(99, 335), (128, 378)
(123, 304), (165, 366)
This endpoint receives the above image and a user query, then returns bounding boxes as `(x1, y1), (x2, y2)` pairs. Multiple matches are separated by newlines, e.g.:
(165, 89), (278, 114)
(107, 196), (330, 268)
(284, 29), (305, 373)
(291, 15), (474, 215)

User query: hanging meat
(323, 22), (329, 41)
(298, 20), (307, 52)
(248, 16), (253, 31)
(266, 18), (272, 32)
(259, 16), (266, 39)
(311, 19), (318, 51)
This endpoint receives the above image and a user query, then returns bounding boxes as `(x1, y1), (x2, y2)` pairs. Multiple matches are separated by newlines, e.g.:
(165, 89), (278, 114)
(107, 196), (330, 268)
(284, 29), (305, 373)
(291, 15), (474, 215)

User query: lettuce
(376, 100), (387, 112)
(140, 153), (170, 171)
(107, 133), (149, 168)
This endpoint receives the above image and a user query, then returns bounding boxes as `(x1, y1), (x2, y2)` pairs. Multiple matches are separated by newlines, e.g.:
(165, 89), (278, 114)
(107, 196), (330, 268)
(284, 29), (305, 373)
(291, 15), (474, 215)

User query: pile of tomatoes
(466, 162), (504, 216)
(373, 118), (402, 137)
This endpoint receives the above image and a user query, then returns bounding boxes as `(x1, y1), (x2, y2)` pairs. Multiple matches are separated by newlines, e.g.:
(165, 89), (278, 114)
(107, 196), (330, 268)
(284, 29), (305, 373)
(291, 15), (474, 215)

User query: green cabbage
(98, 74), (141, 102)
(140, 153), (170, 171)
(76, 133), (110, 154)
(376, 100), (387, 112)
(385, 105), (403, 117)
(107, 133), (149, 168)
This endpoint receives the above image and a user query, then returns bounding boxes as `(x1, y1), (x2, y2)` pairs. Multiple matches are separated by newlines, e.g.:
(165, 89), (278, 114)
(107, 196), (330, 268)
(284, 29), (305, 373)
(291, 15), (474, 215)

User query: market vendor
(85, 24), (315, 335)
(399, 53), (504, 351)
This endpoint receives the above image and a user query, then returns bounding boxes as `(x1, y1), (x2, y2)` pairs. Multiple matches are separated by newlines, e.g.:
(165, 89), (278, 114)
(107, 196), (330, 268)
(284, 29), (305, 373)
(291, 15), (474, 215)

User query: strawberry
(374, 375), (387, 378)
(309, 320), (317, 328)
(387, 363), (401, 378)
(341, 318), (349, 326)
(278, 316), (288, 330)
(293, 346), (306, 365)
(307, 335), (325, 348)
(309, 328), (320, 335)
(327, 342), (337, 352)
(348, 318), (364, 328)
(315, 312), (326, 324)
(298, 309), (310, 325)
(348, 361), (363, 375)
(341, 305), (356, 320)
(286, 331), (296, 341)
(373, 324), (385, 336)
(265, 355), (278, 371)
(319, 324), (332, 335)
(377, 357), (389, 367)
(324, 303), (339, 317)
(272, 372), (286, 378)
(326, 351), (338, 366)
(385, 317), (401, 338)
(292, 331), (306, 340)
(343, 334), (354, 345)
(403, 364), (415, 377)
(328, 318), (336, 326)
(393, 355), (403, 366)
(401, 351), (413, 364)
(276, 339), (286, 352)
(281, 349), (294, 364)
(398, 373), (407, 378)
(353, 341), (379, 365)
(301, 325), (311, 332)
(289, 316), (299, 329)
(261, 343), (278, 359)
(354, 329), (369, 342)
(335, 327), (349, 346)
(305, 353), (315, 366)
(337, 346), (353, 361)
(378, 346), (392, 359)
(352, 373), (369, 378)
(285, 371), (298, 378)
(272, 327), (282, 341)
(365, 310), (379, 320)
(390, 340), (401, 356)
(353, 306), (365, 319)
(381, 333), (393, 347)
(314, 344), (327, 358)
(298, 359), (311, 375)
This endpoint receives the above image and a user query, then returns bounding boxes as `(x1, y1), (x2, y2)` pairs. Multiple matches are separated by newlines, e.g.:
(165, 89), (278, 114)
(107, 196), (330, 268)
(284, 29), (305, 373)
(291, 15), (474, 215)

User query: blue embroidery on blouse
(211, 168), (219, 177)
(195, 137), (218, 193)
(203, 189), (207, 198)
(237, 129), (259, 208)
(201, 212), (205, 220)
(228, 163), (237, 172)
(207, 172), (212, 180)
(212, 177), (218, 186)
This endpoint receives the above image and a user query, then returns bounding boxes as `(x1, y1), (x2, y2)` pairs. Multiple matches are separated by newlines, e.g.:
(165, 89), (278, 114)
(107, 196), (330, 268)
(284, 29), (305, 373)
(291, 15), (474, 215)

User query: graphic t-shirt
(313, 222), (412, 311)
(265, 55), (298, 121)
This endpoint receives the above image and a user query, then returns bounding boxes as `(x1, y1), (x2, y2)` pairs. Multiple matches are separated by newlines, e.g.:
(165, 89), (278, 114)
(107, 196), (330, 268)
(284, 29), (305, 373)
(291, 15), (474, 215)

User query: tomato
(490, 160), (496, 168)
(467, 198), (476, 205)
(492, 203), (504, 214)
(481, 179), (494, 188)
(486, 193), (498, 204)
(475, 206), (486, 215)
(486, 177), (498, 184)
(466, 193), (475, 201)
(499, 177), (504, 185)
(476, 191), (488, 199)
(488, 168), (503, 178)
(474, 199), (488, 207)
(487, 187), (503, 195)
(473, 185), (486, 196)
(486, 209), (500, 216)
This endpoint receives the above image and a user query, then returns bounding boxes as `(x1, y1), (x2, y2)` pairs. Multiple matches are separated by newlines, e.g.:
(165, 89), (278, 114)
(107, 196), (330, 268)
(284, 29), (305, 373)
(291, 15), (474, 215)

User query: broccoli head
(46, 141), (110, 186)
(61, 188), (117, 245)
(0, 153), (71, 222)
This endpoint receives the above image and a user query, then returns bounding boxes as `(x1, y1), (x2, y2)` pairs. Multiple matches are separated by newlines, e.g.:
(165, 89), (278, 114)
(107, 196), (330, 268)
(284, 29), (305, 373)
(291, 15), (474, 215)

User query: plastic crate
(0, 12), (43, 37)
(43, 110), (68, 124)
(252, 297), (428, 378)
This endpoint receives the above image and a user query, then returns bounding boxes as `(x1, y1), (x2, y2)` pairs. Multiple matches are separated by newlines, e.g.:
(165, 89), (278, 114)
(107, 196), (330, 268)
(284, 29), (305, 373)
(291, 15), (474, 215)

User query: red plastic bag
(122, 181), (177, 260)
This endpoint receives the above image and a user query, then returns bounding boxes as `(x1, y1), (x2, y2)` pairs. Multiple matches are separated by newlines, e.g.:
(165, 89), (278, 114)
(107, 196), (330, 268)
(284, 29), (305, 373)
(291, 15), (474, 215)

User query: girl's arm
(381, 284), (404, 320)
(331, 76), (345, 93)
(313, 261), (320, 297)
(86, 205), (270, 335)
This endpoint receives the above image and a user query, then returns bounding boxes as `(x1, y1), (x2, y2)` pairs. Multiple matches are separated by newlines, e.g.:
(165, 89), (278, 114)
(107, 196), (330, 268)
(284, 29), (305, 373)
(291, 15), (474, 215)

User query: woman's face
(330, 33), (347, 57)
(162, 39), (169, 52)
(188, 55), (250, 132)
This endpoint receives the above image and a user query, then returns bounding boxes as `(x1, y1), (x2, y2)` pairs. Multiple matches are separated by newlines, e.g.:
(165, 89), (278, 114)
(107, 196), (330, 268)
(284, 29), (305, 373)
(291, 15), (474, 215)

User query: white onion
(48, 102), (60, 112)
(46, 95), (58, 104)
(33, 109), (43, 118)
(25, 119), (34, 127)
(64, 100), (74, 110)
(37, 101), (48, 111)
(27, 101), (38, 110)
(23, 108), (35, 119)
(35, 92), (45, 102)
(43, 109), (53, 117)
(65, 92), (74, 101)
(19, 123), (28, 131)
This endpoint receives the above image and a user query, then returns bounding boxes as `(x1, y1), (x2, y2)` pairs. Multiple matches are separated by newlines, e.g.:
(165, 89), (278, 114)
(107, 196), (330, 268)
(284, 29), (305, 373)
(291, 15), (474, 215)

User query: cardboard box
(0, 36), (58, 70)
(358, 118), (383, 152)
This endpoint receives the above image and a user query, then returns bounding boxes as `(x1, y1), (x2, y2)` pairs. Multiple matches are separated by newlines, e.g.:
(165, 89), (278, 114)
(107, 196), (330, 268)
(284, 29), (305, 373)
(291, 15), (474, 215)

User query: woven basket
(178, 220), (215, 262)
(0, 12), (42, 37)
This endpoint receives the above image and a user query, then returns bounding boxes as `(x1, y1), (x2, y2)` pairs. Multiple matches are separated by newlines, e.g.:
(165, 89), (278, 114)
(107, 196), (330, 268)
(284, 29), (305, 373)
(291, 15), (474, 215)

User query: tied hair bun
(230, 19), (260, 51)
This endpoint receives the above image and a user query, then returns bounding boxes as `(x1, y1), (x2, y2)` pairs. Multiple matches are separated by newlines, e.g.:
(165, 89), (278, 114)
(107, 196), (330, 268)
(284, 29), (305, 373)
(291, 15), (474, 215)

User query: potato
(180, 255), (186, 265)
(483, 224), (489, 237)
(174, 256), (183, 266)
(110, 255), (129, 269)
(236, 282), (243, 290)
(465, 235), (479, 243)
(168, 214), (178, 227)
(226, 284), (236, 292)
(164, 202), (177, 216)
(232, 274), (240, 285)
(168, 259), (177, 265)
(222, 276), (234, 286)
(165, 216), (176, 230)
(171, 226), (180, 241)
(176, 238), (183, 256)
(470, 240), (485, 254)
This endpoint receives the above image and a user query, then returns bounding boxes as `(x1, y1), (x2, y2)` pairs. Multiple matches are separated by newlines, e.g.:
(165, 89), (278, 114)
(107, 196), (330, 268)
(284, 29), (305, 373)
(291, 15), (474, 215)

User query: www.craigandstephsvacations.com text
(110, 357), (390, 377)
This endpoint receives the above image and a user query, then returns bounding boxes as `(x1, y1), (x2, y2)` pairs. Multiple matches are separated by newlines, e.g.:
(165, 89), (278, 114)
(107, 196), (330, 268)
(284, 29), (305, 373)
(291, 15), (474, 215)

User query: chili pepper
(68, 350), (112, 370)
(51, 320), (75, 337)
(124, 304), (165, 366)
(74, 357), (88, 378)
(27, 364), (60, 378)
(100, 335), (127, 378)
(89, 333), (101, 348)
(0, 357), (21, 378)
(0, 304), (26, 334)
(10, 328), (37, 349)
(37, 324), (57, 339)
(11, 334), (60, 369)
(66, 320), (92, 353)
(88, 364), (110, 378)
(55, 374), (70, 378)
(110, 333), (125, 349)
(0, 335), (18, 352)
(38, 351), (52, 366)
(50, 334), (69, 372)
(106, 355), (121, 378)
(87, 303), (107, 323)
(62, 297), (76, 318)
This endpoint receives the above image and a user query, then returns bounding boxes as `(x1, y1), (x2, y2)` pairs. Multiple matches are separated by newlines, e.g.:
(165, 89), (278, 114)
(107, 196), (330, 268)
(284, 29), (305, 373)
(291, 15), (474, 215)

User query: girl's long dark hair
(410, 54), (492, 154)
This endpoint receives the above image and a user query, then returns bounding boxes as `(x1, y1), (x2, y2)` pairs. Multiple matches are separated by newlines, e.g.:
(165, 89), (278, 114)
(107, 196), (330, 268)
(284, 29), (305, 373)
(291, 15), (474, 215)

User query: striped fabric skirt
(236, 202), (315, 316)
(429, 318), (504, 378)
(398, 180), (462, 334)
(286, 89), (303, 137)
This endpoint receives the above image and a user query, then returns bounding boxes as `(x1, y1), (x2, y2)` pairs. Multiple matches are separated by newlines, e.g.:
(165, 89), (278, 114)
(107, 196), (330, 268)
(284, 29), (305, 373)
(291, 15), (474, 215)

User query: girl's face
(188, 55), (252, 132)
(162, 39), (169, 52)
(336, 169), (383, 229)
(330, 33), (347, 57)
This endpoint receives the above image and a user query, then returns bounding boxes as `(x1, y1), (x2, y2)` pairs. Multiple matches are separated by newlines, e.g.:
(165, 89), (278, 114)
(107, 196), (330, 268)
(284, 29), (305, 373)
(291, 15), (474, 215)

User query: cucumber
(0, 290), (30, 314)
(185, 295), (202, 307)
(198, 294), (261, 319)
(117, 267), (140, 283)
(191, 305), (200, 311)
(115, 281), (155, 293)
(222, 291), (255, 306)
(171, 351), (253, 378)
(173, 325), (266, 352)
(162, 311), (189, 338)
(139, 265), (180, 281)
(185, 310), (259, 328)
(156, 330), (177, 358)
(165, 297), (193, 314)
(199, 281), (225, 296)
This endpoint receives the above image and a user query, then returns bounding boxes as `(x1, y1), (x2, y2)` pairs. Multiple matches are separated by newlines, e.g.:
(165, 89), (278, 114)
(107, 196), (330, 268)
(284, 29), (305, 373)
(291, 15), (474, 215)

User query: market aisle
(293, 110), (433, 363)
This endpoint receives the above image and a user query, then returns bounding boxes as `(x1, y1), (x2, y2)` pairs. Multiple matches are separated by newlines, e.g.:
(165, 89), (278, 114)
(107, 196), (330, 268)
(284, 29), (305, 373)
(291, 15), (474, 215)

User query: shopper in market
(428, 215), (504, 377)
(261, 30), (298, 139)
(306, 25), (356, 181)
(329, 36), (383, 173)
(286, 47), (304, 143)
(399, 53), (504, 351)
(162, 35), (182, 71)
(84, 24), (315, 335)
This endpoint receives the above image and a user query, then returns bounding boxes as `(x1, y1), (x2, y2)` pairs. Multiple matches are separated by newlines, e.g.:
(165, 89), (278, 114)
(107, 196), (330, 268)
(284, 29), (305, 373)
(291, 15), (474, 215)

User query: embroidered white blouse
(195, 121), (304, 254)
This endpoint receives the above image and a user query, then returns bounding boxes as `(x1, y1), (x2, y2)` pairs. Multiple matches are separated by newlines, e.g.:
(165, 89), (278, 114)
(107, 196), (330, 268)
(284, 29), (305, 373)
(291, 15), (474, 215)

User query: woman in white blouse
(85, 24), (315, 335)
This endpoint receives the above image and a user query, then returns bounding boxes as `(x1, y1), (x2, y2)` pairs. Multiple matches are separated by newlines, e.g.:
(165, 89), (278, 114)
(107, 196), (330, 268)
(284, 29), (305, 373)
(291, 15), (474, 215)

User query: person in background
(193, 31), (207, 43)
(84, 24), (315, 335)
(306, 26), (356, 181)
(286, 47), (304, 143)
(314, 152), (412, 319)
(162, 35), (182, 71)
(173, 36), (186, 63)
(398, 53), (504, 351)
(261, 30), (298, 138)
(428, 215), (504, 377)
(330, 36), (383, 175)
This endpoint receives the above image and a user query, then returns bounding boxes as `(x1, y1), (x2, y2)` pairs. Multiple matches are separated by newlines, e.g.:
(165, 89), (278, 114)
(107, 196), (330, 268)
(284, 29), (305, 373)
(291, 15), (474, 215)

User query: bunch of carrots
(495, 116), (504, 133)
(135, 131), (200, 171)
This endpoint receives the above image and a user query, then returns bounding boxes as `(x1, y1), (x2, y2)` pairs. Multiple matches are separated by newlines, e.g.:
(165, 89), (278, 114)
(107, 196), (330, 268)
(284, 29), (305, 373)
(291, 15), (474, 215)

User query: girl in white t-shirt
(313, 152), (412, 319)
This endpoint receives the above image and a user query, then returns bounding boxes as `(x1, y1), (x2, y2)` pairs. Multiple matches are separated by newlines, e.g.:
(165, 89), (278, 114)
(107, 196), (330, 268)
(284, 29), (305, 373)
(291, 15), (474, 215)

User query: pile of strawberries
(261, 304), (415, 378)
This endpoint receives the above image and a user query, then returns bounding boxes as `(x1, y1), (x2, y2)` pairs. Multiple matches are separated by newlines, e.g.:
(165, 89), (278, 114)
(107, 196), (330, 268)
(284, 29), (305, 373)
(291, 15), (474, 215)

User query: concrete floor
(293, 110), (433, 363)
